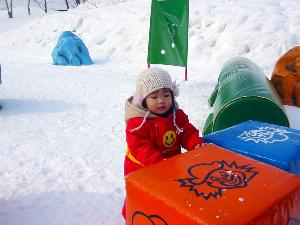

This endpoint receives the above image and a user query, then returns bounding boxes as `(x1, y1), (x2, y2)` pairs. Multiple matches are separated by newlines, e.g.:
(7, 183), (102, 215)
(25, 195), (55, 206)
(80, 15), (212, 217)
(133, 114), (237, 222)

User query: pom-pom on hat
(132, 67), (179, 107)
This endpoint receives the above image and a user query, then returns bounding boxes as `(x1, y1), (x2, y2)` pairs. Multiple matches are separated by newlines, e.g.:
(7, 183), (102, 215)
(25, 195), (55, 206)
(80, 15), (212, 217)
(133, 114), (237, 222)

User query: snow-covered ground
(0, 1), (299, 224)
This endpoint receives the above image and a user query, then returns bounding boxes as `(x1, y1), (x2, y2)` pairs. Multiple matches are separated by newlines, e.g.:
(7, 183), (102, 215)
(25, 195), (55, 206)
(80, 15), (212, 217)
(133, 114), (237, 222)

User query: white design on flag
(164, 12), (180, 37)
(238, 127), (290, 144)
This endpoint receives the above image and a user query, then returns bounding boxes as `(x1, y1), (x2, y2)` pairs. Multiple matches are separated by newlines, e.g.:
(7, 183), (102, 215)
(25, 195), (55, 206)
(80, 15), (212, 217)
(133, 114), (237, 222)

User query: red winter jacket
(124, 97), (203, 176)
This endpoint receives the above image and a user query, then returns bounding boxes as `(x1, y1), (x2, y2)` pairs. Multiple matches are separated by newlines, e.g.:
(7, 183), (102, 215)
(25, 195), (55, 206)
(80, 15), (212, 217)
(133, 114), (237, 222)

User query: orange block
(126, 144), (300, 225)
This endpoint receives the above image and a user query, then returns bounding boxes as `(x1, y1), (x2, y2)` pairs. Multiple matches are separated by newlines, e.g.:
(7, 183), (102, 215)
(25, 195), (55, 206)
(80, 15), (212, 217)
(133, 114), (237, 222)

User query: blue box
(203, 120), (300, 175)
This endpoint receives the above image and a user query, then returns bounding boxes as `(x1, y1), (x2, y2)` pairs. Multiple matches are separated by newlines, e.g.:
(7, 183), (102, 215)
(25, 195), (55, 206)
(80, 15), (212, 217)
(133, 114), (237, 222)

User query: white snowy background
(0, 0), (300, 224)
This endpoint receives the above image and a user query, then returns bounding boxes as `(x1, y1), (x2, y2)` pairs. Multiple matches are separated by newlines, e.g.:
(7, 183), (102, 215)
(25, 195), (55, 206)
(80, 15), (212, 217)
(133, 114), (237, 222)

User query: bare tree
(33, 0), (47, 13)
(86, 0), (97, 8)
(44, 0), (47, 13)
(65, 0), (69, 10)
(4, 0), (13, 18)
(27, 0), (31, 15)
(65, 0), (96, 9)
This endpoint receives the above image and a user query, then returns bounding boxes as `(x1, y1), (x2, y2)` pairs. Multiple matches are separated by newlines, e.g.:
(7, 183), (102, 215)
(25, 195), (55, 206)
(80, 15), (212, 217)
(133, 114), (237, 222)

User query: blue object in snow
(52, 31), (93, 66)
(203, 120), (300, 175)
(0, 64), (2, 110)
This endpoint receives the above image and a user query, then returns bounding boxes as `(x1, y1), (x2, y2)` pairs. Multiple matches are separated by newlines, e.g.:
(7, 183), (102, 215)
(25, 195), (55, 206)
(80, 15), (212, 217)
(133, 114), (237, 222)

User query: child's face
(145, 88), (173, 114)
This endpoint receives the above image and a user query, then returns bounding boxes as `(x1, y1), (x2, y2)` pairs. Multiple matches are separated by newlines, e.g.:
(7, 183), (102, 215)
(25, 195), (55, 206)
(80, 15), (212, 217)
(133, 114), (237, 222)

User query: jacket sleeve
(176, 109), (203, 151)
(126, 118), (164, 167)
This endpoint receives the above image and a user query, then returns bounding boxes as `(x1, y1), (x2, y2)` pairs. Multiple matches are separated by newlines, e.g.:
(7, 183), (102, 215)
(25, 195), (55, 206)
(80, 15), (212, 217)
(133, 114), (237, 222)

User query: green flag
(147, 0), (189, 67)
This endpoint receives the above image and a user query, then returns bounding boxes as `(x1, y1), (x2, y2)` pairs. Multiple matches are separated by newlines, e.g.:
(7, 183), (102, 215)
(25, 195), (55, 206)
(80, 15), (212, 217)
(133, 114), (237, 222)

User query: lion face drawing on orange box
(271, 46), (300, 107)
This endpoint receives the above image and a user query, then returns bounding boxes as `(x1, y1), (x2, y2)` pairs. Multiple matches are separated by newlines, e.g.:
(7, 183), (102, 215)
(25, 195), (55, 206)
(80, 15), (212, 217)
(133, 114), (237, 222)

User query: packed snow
(0, 0), (299, 224)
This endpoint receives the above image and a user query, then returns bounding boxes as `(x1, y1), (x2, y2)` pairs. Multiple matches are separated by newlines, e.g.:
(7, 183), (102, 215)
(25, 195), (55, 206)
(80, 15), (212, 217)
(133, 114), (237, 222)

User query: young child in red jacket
(122, 67), (204, 219)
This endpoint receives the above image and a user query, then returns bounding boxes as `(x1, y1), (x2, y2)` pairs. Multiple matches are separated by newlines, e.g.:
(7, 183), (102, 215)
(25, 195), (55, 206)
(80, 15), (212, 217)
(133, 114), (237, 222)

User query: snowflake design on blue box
(238, 127), (290, 144)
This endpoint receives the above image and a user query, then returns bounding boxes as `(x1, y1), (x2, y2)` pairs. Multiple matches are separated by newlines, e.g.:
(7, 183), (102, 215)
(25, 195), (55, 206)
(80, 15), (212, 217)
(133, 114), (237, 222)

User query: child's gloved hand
(194, 143), (207, 149)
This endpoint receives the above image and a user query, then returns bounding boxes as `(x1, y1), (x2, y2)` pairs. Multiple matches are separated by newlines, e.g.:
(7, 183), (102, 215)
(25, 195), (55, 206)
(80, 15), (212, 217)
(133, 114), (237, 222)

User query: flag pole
(185, 67), (187, 81)
(148, 64), (150, 68)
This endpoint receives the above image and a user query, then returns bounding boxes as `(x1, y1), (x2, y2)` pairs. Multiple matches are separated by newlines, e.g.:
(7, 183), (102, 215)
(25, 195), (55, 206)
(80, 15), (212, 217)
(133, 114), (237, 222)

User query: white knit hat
(132, 67), (179, 107)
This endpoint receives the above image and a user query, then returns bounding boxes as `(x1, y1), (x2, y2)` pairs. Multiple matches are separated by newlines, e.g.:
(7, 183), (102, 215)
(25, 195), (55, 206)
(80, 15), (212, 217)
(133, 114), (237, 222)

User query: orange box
(126, 144), (300, 225)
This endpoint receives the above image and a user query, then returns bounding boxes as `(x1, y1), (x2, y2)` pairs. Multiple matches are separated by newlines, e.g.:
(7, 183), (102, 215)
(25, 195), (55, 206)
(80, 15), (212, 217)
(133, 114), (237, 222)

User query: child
(122, 67), (204, 219)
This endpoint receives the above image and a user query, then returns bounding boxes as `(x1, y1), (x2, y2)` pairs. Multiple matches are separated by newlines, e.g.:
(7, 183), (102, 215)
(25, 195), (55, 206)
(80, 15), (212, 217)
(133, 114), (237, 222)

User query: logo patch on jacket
(163, 130), (176, 148)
